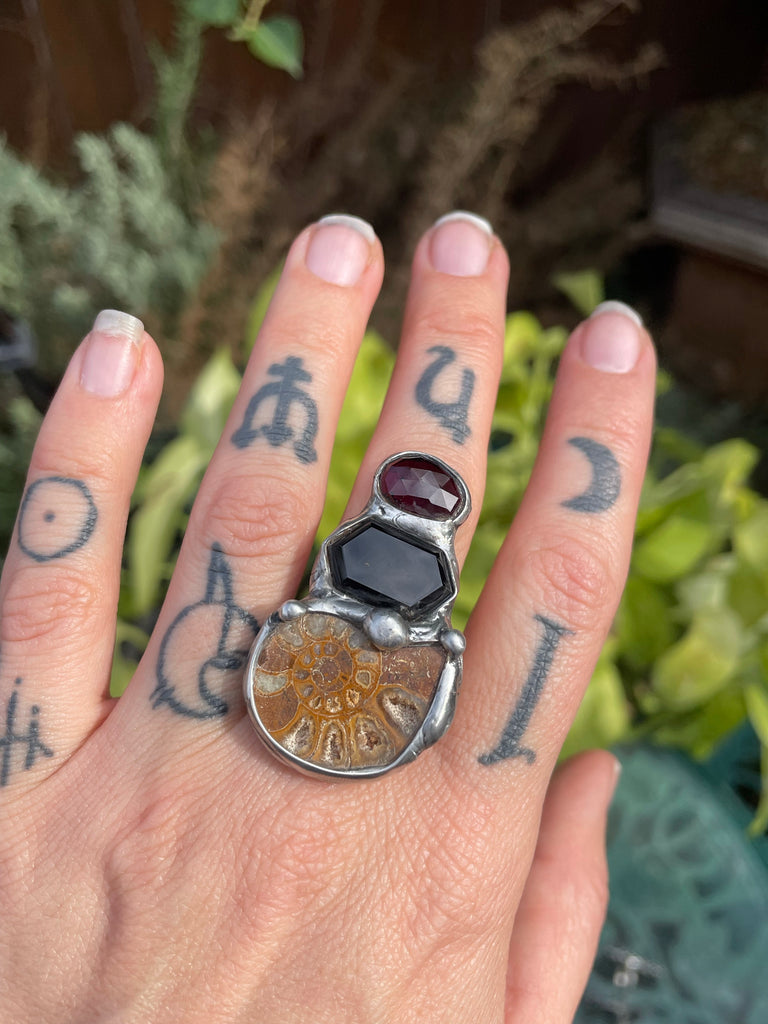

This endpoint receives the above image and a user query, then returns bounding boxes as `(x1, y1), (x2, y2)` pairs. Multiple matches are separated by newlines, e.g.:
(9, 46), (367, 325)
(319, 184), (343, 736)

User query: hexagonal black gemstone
(328, 522), (452, 616)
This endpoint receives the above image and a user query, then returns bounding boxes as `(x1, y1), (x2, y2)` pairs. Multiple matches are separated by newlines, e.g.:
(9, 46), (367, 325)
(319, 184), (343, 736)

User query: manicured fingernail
(429, 211), (493, 277)
(580, 301), (643, 373)
(80, 310), (144, 397)
(306, 215), (374, 286)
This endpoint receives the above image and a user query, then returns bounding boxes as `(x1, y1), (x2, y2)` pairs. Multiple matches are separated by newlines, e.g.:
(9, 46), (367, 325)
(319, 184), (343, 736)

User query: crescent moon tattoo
(561, 436), (621, 514)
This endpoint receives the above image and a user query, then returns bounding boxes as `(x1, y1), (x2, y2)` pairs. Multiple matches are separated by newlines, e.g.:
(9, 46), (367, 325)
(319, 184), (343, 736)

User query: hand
(0, 213), (655, 1023)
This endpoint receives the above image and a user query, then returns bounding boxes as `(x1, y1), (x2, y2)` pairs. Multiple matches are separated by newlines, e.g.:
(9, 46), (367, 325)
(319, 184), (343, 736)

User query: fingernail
(80, 310), (144, 397)
(429, 211), (493, 277)
(580, 301), (643, 373)
(305, 215), (374, 286)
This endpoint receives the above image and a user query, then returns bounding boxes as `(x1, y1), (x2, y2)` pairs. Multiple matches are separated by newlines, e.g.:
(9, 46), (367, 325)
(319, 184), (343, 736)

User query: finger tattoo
(151, 544), (259, 719)
(18, 476), (97, 562)
(479, 614), (572, 766)
(0, 678), (54, 786)
(415, 345), (475, 444)
(231, 355), (319, 464)
(562, 437), (621, 514)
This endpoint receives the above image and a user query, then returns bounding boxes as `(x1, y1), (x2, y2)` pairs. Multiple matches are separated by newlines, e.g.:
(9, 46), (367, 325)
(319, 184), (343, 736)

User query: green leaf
(652, 608), (743, 710)
(126, 435), (208, 615)
(749, 743), (768, 837)
(316, 331), (394, 541)
(560, 656), (630, 759)
(244, 262), (282, 354)
(551, 269), (604, 317)
(734, 501), (768, 571)
(615, 576), (676, 671)
(632, 515), (719, 583)
(187, 0), (241, 28)
(110, 620), (149, 697)
(745, 683), (768, 748)
(180, 347), (242, 449)
(244, 16), (303, 78)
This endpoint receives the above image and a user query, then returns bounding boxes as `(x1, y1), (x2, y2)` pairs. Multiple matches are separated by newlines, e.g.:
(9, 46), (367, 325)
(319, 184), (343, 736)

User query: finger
(347, 211), (509, 563)
(504, 750), (617, 1024)
(115, 216), (384, 732)
(453, 304), (654, 773)
(0, 311), (162, 794)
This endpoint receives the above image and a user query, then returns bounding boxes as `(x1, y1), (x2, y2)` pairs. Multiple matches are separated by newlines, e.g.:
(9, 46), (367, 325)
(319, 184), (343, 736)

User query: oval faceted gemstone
(381, 456), (461, 519)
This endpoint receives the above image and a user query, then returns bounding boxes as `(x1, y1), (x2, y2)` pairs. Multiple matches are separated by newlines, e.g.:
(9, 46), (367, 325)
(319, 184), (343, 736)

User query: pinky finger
(504, 750), (619, 1024)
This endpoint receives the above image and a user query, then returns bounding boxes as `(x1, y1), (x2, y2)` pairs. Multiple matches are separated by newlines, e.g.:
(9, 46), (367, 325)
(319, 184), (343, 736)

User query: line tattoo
(562, 437), (621, 514)
(18, 476), (97, 562)
(479, 614), (572, 766)
(415, 345), (475, 444)
(151, 544), (259, 719)
(231, 355), (319, 464)
(1, 678), (54, 786)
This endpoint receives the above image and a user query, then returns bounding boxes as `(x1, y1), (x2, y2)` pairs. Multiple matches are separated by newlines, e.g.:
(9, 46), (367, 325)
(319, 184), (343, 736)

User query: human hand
(0, 213), (655, 1023)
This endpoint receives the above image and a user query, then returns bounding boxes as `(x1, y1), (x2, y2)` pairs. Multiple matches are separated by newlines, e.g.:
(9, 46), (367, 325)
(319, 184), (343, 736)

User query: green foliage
(185, 0), (304, 78)
(0, 124), (217, 367)
(0, 397), (42, 558)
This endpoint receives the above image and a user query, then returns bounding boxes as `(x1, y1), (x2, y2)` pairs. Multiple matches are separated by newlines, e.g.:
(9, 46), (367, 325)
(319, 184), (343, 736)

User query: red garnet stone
(380, 456), (462, 519)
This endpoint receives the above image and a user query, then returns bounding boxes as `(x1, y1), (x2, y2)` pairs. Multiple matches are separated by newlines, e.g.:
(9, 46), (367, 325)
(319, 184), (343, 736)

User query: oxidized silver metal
(243, 451), (470, 779)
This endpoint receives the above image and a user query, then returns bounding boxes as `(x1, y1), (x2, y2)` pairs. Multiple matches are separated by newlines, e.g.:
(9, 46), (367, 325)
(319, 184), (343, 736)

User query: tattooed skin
(18, 476), (97, 562)
(562, 437), (621, 514)
(479, 614), (572, 766)
(231, 356), (319, 464)
(151, 544), (259, 719)
(0, 678), (54, 786)
(415, 345), (476, 444)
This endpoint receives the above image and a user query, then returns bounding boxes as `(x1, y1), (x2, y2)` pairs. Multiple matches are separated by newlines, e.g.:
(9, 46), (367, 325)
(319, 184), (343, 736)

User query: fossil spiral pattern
(249, 612), (446, 770)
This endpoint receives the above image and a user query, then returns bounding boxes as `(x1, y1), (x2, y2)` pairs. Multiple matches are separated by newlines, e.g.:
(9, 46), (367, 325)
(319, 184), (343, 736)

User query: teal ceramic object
(576, 742), (768, 1023)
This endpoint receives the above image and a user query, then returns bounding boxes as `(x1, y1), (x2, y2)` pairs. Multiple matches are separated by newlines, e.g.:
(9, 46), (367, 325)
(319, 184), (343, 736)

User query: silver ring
(243, 452), (470, 779)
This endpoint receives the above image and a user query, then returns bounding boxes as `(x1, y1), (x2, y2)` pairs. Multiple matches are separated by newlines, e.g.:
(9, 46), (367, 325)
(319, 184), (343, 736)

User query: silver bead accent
(364, 608), (408, 649)
(440, 629), (466, 655)
(279, 600), (306, 621)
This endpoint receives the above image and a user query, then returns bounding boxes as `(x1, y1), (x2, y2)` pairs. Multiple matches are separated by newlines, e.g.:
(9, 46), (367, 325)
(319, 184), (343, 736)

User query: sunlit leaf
(244, 16), (303, 78)
(652, 609), (743, 710)
(560, 656), (630, 759)
(180, 347), (242, 449)
(552, 268), (604, 317)
(244, 262), (282, 354)
(187, 0), (241, 28)
(126, 435), (207, 615)
(110, 620), (149, 697)
(632, 515), (719, 582)
(616, 576), (676, 670)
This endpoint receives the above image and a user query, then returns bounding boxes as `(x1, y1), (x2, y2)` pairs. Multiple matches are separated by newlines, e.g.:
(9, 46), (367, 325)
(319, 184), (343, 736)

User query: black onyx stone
(328, 523), (452, 616)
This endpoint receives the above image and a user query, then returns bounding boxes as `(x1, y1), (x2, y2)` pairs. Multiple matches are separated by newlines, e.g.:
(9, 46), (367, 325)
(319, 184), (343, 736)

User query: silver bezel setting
(243, 451), (470, 779)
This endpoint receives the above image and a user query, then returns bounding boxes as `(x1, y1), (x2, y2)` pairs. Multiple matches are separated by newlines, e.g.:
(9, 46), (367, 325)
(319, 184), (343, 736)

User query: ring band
(243, 452), (470, 778)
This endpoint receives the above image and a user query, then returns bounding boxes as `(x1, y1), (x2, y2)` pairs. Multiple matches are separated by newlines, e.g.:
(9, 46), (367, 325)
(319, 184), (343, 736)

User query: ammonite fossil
(249, 612), (446, 771)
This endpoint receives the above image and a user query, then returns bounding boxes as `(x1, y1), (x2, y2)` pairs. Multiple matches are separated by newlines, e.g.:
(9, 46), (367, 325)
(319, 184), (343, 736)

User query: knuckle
(1, 568), (102, 648)
(526, 535), (613, 630)
(416, 305), (501, 359)
(199, 473), (315, 564)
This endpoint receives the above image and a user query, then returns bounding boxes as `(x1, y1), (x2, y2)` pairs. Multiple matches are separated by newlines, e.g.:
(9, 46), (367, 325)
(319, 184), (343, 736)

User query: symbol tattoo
(562, 437), (621, 514)
(18, 476), (97, 562)
(231, 355), (319, 464)
(479, 614), (572, 766)
(151, 544), (259, 719)
(1, 678), (54, 787)
(415, 345), (476, 444)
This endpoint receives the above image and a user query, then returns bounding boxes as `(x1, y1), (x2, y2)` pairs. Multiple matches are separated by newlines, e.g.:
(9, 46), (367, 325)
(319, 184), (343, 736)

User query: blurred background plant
(1, 0), (766, 828)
